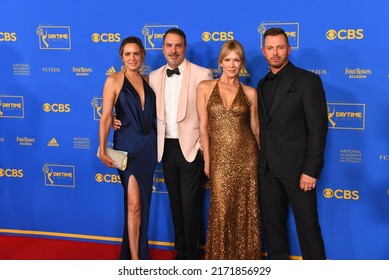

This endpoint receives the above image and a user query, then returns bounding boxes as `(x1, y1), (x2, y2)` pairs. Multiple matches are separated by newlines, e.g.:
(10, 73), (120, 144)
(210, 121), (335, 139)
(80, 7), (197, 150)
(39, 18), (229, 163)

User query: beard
(268, 57), (288, 70)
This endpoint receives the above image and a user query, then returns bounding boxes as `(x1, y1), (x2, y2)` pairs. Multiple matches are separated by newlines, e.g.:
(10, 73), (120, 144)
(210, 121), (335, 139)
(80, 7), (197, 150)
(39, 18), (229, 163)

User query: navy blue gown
(113, 75), (157, 260)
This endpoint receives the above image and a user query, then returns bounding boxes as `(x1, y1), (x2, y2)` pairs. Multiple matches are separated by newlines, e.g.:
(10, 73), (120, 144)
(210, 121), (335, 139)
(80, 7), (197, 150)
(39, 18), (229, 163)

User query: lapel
(267, 63), (296, 120)
(176, 60), (190, 122)
(257, 78), (268, 120)
(267, 77), (295, 119)
(156, 65), (167, 121)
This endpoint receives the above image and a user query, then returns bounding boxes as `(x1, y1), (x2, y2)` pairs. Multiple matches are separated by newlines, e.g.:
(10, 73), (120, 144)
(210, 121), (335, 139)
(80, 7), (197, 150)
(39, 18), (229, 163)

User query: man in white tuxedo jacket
(149, 28), (213, 259)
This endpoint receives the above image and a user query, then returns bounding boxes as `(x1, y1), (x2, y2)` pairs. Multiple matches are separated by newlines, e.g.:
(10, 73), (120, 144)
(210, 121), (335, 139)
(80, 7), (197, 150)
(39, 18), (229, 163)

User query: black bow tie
(166, 68), (180, 77)
(265, 72), (281, 80)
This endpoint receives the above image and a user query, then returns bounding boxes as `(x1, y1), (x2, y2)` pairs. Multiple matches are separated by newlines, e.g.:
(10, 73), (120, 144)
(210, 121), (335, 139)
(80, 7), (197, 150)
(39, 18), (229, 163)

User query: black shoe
(175, 254), (187, 260)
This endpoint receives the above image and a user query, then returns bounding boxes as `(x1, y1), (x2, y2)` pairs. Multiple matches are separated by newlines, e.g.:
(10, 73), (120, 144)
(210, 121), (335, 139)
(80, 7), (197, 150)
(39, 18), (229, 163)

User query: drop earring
(139, 64), (145, 75)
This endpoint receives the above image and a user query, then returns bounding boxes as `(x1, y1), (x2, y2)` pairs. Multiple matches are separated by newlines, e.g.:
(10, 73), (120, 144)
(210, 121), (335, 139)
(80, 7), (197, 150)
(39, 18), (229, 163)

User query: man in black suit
(256, 28), (328, 260)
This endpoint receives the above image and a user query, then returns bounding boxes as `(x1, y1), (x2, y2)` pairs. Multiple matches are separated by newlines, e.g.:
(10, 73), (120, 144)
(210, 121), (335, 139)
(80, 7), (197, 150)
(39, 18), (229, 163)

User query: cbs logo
(323, 188), (359, 200)
(91, 33), (120, 43)
(0, 32), (17, 41)
(0, 168), (23, 178)
(202, 32), (234, 42)
(326, 29), (364, 40)
(43, 103), (70, 113)
(95, 173), (121, 183)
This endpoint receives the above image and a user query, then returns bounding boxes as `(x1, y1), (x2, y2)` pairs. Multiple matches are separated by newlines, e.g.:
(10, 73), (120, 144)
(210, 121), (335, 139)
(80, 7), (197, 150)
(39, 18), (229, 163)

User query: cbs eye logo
(202, 31), (234, 42)
(0, 32), (17, 41)
(326, 29), (364, 40)
(43, 103), (70, 112)
(323, 188), (359, 200)
(95, 173), (121, 183)
(91, 33), (120, 43)
(0, 168), (23, 177)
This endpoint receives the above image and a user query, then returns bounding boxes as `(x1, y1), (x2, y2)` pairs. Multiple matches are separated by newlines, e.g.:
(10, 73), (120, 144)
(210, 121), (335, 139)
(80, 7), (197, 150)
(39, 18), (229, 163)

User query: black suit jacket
(257, 62), (328, 179)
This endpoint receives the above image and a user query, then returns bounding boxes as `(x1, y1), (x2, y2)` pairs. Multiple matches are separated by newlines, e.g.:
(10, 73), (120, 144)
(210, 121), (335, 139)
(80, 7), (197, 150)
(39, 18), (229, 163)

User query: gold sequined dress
(205, 81), (261, 260)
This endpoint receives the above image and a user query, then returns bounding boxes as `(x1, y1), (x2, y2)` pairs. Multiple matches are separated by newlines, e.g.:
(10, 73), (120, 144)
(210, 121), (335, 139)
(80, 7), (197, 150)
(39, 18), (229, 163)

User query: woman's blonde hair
(218, 40), (245, 67)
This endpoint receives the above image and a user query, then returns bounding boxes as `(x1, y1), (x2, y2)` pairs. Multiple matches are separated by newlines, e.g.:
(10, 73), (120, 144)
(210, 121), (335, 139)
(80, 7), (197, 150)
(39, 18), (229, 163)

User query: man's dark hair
(163, 28), (187, 46)
(264, 27), (289, 46)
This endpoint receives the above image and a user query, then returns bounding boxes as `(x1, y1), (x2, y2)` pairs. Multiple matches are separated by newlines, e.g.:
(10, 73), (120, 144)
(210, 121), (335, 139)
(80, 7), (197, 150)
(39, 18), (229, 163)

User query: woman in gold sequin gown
(197, 40), (262, 259)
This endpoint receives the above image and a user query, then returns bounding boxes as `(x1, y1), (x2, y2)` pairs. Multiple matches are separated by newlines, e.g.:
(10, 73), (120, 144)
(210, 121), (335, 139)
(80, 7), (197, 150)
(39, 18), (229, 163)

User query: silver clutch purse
(97, 146), (128, 171)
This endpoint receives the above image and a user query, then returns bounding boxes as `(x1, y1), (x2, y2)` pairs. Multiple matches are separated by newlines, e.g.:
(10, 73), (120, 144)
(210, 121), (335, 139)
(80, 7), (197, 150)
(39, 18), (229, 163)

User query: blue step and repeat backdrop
(1, 0), (388, 260)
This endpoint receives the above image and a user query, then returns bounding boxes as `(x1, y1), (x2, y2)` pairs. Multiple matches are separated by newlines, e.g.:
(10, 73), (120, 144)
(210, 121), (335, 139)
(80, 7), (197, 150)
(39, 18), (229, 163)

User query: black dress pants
(162, 139), (204, 260)
(259, 167), (326, 260)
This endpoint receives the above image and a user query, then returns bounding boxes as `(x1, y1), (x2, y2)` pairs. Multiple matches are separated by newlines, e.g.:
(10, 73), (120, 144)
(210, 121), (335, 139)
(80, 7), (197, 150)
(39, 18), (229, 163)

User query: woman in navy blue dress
(99, 36), (157, 260)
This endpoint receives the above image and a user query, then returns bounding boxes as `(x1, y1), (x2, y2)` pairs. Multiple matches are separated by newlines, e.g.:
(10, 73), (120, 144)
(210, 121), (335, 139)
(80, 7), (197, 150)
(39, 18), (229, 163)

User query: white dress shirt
(164, 62), (185, 139)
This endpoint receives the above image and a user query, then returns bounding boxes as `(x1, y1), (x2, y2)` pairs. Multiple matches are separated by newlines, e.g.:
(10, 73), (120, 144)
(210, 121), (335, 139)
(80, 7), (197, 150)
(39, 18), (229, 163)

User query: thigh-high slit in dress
(113, 75), (157, 260)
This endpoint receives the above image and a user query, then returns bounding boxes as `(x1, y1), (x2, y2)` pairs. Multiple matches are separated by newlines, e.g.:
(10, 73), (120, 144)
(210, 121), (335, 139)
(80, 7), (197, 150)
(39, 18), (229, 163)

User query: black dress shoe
(175, 254), (187, 260)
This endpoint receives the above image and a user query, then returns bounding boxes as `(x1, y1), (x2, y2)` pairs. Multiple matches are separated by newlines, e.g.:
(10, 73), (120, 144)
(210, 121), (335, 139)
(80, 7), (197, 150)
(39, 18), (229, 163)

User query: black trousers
(162, 139), (204, 260)
(259, 167), (326, 260)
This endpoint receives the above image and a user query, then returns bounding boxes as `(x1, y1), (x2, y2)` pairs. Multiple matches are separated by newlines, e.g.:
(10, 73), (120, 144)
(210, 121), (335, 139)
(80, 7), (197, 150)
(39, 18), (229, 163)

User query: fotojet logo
(326, 29), (364, 40)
